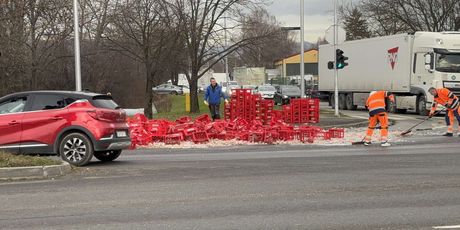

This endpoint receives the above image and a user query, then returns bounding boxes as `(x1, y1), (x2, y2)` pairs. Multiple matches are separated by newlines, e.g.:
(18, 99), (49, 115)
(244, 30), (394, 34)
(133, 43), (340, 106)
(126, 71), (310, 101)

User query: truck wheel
(330, 94), (335, 109)
(416, 95), (428, 116)
(339, 94), (347, 110)
(345, 93), (357, 110)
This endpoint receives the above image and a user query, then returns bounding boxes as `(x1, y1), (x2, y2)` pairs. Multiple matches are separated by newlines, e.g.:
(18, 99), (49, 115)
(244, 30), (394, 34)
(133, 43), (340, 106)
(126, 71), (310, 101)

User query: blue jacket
(204, 84), (227, 105)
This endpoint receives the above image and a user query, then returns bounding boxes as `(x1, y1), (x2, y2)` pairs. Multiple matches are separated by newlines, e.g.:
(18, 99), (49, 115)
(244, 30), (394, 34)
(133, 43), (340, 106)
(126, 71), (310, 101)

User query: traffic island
(0, 152), (72, 181)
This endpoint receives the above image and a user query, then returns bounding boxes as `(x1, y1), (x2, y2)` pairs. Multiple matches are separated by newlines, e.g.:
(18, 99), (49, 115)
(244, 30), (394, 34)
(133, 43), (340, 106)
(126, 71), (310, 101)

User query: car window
(30, 94), (66, 111)
(259, 86), (275, 91)
(91, 95), (120, 110)
(0, 97), (28, 115)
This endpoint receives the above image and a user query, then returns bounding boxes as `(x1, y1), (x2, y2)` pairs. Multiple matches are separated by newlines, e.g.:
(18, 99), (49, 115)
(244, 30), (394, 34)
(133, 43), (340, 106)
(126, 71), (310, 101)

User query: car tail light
(87, 109), (126, 122)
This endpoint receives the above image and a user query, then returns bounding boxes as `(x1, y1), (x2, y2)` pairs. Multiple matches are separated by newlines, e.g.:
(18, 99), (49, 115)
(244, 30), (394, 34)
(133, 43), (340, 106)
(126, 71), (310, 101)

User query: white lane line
(433, 225), (460, 229)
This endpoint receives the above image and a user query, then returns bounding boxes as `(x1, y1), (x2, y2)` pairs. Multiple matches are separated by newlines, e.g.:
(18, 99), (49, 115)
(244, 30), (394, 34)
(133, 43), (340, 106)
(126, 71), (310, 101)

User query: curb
(0, 162), (72, 181)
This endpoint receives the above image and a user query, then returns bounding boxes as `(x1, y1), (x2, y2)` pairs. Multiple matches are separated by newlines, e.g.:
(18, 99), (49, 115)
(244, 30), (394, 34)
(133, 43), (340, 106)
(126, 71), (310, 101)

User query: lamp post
(73, 0), (82, 91)
(300, 0), (305, 98)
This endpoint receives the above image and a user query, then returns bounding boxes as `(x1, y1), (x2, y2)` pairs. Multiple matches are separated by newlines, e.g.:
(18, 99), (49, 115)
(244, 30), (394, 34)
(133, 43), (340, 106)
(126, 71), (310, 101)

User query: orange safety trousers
(445, 106), (460, 133)
(365, 112), (388, 142)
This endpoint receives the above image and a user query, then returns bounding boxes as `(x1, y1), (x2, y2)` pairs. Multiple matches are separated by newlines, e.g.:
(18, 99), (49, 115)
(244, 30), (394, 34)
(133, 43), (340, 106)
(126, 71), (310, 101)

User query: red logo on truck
(387, 47), (399, 70)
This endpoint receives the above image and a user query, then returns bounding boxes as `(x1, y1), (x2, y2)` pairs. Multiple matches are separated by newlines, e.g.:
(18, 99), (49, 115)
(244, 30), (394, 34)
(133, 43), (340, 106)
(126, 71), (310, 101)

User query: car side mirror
(424, 53), (434, 72)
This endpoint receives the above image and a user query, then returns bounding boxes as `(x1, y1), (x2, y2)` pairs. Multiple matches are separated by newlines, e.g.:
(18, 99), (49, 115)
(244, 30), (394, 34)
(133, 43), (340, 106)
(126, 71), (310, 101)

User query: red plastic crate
(192, 131), (209, 143)
(328, 128), (345, 138)
(248, 131), (264, 142)
(165, 133), (183, 145)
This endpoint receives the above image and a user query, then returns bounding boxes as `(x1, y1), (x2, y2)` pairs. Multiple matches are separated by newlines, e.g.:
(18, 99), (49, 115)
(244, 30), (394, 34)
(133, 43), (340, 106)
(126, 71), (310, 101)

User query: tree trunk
(171, 71), (178, 85)
(189, 74), (200, 113)
(144, 66), (154, 119)
(455, 17), (460, 31)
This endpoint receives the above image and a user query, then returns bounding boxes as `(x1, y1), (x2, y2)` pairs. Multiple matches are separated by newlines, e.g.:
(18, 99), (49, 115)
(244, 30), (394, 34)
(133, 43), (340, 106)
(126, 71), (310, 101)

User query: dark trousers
(208, 104), (221, 120)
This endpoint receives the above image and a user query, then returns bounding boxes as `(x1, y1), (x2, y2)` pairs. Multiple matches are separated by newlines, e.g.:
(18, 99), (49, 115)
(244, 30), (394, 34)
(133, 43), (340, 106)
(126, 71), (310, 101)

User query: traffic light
(336, 49), (348, 69)
(327, 61), (334, 70)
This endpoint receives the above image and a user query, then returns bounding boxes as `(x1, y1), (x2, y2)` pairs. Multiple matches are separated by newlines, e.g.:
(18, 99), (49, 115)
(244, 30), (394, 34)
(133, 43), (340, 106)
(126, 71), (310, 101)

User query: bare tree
(237, 8), (297, 68)
(171, 0), (277, 113)
(107, 0), (181, 118)
(359, 0), (460, 35)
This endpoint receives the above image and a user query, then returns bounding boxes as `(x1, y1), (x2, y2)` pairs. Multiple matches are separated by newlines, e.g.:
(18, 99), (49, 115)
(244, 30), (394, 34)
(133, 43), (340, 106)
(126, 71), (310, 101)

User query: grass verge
(154, 94), (226, 120)
(0, 151), (61, 168)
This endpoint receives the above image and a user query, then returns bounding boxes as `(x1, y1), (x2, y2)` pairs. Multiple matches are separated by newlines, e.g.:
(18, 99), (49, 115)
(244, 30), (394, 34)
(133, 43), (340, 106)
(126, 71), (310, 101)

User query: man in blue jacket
(204, 77), (228, 120)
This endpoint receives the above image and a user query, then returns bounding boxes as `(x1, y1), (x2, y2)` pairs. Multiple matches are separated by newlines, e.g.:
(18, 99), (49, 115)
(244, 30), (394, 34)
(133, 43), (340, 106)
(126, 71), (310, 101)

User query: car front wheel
(59, 133), (94, 166)
(94, 150), (122, 162)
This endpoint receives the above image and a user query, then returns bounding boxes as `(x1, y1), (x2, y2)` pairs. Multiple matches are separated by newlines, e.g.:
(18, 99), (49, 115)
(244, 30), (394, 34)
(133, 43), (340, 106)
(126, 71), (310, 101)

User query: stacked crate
(281, 98), (320, 124)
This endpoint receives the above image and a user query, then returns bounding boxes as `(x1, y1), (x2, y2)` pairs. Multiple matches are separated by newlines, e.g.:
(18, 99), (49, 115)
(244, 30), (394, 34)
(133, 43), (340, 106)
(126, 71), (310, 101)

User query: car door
(20, 94), (69, 153)
(157, 85), (168, 94)
(0, 96), (28, 152)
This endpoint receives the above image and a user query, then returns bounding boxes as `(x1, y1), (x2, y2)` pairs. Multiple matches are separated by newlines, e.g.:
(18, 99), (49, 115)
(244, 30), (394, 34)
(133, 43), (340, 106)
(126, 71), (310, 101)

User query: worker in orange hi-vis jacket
(428, 87), (460, 136)
(364, 91), (395, 147)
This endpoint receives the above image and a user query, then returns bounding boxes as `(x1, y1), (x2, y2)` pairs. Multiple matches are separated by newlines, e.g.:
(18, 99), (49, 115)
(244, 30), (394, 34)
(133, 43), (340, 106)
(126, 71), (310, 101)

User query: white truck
(318, 32), (460, 115)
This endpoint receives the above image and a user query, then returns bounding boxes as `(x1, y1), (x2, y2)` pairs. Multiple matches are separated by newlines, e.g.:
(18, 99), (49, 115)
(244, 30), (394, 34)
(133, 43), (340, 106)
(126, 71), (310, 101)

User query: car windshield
(258, 86), (275, 91)
(436, 53), (460, 73)
(282, 86), (301, 94)
(229, 82), (238, 86)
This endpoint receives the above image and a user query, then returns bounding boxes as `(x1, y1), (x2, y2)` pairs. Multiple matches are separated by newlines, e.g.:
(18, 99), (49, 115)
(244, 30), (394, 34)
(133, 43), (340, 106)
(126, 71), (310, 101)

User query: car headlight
(283, 95), (288, 99)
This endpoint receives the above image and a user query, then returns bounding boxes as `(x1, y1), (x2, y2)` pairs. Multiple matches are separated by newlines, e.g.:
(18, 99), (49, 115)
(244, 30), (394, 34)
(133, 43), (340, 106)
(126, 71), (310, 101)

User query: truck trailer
(318, 32), (460, 115)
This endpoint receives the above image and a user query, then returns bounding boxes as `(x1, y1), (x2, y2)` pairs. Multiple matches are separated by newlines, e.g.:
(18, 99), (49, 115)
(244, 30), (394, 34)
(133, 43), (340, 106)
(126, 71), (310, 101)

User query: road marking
(433, 225), (460, 229)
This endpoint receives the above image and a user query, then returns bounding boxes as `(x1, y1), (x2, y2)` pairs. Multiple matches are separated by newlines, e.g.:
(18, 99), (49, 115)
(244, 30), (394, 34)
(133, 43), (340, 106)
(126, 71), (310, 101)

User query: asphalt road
(1, 135), (460, 229)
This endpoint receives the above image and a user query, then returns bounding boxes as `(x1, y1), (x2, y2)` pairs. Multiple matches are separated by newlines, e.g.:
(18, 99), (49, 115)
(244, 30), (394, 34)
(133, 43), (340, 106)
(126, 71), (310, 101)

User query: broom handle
(404, 108), (446, 132)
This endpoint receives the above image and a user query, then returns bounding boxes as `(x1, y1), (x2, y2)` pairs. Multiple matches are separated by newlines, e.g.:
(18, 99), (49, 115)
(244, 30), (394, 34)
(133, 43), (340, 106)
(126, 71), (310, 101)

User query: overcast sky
(266, 0), (351, 42)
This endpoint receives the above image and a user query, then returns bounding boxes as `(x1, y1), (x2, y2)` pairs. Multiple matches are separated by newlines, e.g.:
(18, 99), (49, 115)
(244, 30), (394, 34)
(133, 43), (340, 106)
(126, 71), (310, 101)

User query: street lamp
(280, 0), (306, 98)
(300, 0), (305, 98)
(73, 0), (82, 91)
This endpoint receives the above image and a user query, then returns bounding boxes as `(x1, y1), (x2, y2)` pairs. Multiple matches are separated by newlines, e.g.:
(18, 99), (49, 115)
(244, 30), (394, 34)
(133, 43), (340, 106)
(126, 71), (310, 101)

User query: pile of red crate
(282, 98), (319, 124)
(224, 89), (319, 125)
(225, 89), (274, 125)
(127, 113), (344, 149)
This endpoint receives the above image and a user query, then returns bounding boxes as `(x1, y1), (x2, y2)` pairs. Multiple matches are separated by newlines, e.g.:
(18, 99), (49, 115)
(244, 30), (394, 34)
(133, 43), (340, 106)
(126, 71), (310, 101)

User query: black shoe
(443, 133), (453, 137)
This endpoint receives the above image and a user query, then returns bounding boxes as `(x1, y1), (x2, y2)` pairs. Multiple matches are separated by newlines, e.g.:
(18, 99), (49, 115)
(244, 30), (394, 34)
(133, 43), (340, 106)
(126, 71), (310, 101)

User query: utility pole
(333, 0), (339, 116)
(300, 0), (305, 98)
(224, 14), (229, 84)
(73, 0), (82, 91)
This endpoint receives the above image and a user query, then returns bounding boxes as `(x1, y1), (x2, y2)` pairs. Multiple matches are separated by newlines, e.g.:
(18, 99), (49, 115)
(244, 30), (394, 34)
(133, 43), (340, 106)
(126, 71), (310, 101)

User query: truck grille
(443, 81), (460, 96)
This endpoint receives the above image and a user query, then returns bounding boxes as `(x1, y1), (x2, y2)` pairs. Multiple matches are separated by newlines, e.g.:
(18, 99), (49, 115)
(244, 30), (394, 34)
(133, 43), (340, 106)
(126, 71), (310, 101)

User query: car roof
(0, 90), (106, 101)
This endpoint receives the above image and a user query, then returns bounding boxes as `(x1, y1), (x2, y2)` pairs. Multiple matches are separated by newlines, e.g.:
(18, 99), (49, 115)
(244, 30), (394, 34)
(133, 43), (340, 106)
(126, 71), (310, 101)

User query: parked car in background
(0, 91), (130, 166)
(198, 84), (207, 93)
(257, 85), (276, 99)
(178, 85), (190, 94)
(241, 85), (258, 93)
(221, 81), (240, 96)
(152, 84), (183, 95)
(274, 85), (302, 105)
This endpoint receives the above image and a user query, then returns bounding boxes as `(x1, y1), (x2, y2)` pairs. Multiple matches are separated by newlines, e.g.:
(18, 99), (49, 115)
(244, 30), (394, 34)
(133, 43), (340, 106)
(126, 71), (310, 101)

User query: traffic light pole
(333, 0), (339, 117)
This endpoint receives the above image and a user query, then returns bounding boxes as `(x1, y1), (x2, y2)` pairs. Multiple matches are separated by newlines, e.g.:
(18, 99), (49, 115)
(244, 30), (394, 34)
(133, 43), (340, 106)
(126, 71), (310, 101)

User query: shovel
(400, 109), (445, 136)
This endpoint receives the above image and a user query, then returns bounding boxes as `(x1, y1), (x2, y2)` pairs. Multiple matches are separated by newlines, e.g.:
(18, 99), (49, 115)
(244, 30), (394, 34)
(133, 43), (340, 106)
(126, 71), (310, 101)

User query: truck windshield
(436, 53), (460, 73)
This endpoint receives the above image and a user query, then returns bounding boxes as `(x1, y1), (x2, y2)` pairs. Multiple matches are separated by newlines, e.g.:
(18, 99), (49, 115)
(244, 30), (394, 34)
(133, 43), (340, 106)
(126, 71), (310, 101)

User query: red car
(0, 91), (131, 166)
